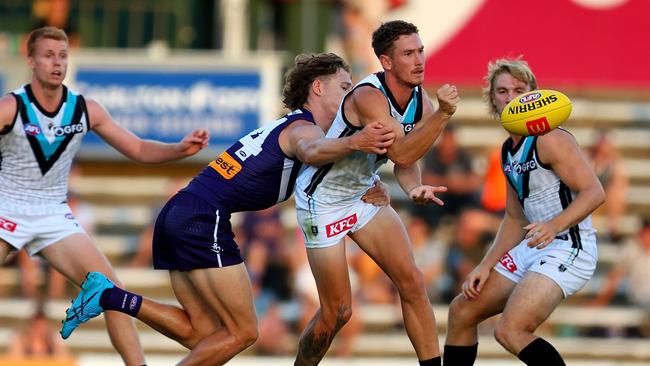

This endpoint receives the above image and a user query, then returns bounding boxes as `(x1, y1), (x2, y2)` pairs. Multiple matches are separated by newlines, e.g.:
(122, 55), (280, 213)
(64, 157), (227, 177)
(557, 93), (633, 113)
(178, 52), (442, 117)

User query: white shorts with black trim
(494, 234), (597, 297)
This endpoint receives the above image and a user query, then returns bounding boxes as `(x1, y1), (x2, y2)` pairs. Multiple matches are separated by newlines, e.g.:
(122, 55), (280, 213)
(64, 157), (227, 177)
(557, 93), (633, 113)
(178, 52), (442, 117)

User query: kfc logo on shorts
(0, 216), (17, 232)
(499, 253), (517, 272)
(326, 214), (358, 238)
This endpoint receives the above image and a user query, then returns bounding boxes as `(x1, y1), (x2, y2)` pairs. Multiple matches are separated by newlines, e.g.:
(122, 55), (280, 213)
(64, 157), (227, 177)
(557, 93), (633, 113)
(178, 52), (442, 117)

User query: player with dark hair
(293, 20), (459, 366)
(61, 53), (395, 365)
(442, 58), (605, 366)
(0, 26), (210, 366)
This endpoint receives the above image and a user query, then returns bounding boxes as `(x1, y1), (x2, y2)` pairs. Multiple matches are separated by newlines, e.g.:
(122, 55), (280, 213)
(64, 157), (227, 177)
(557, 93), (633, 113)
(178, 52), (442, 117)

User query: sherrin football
(501, 89), (572, 136)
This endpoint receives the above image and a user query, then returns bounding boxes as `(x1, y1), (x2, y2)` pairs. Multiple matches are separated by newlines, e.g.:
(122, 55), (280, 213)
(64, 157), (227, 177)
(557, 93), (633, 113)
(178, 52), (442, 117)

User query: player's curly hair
(484, 57), (538, 118)
(282, 53), (349, 110)
(26, 26), (68, 56)
(371, 20), (419, 58)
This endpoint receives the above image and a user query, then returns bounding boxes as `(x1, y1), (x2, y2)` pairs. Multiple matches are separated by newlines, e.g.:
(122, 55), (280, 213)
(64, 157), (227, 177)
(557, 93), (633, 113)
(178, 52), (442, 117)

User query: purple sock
(99, 286), (143, 317)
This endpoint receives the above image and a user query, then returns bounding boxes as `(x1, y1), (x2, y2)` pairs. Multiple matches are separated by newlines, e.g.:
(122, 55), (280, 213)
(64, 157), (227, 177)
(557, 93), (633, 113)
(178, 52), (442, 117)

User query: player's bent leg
(295, 241), (352, 366)
(443, 270), (515, 366)
(135, 270), (221, 349)
(41, 234), (146, 366)
(177, 264), (258, 365)
(494, 272), (564, 365)
(351, 206), (439, 362)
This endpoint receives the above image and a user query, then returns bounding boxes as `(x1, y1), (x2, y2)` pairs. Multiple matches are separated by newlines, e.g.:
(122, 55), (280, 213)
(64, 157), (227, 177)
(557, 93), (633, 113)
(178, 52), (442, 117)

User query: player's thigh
(40, 233), (117, 286)
(349, 206), (415, 281)
(185, 264), (257, 331)
(305, 241), (352, 309)
(170, 270), (221, 333)
(500, 271), (563, 331)
(449, 270), (516, 325)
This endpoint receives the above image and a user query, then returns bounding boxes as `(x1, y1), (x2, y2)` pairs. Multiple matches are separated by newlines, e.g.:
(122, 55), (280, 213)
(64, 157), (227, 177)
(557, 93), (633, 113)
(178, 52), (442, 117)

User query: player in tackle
(60, 53), (395, 365)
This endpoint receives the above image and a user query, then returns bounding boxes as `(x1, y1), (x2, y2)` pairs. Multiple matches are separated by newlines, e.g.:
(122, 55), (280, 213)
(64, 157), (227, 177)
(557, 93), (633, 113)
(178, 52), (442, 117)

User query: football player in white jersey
(294, 21), (459, 366)
(442, 59), (605, 366)
(0, 27), (209, 366)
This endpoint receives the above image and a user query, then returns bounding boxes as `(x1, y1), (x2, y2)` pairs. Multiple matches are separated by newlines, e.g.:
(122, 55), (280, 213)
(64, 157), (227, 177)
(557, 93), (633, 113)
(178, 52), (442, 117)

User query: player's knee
(493, 319), (518, 352)
(395, 268), (426, 301)
(448, 295), (476, 327)
(322, 302), (352, 331)
(236, 323), (259, 350)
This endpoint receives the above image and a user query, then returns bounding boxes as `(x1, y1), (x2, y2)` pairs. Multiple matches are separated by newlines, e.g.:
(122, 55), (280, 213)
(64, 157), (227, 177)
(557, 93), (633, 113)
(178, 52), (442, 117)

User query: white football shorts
(295, 195), (381, 249)
(494, 233), (597, 297)
(0, 205), (86, 256)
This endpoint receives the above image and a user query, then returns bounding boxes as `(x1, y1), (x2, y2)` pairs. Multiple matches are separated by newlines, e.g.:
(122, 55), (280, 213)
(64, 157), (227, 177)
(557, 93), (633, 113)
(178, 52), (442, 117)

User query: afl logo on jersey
(53, 124), (84, 137)
(24, 124), (42, 136)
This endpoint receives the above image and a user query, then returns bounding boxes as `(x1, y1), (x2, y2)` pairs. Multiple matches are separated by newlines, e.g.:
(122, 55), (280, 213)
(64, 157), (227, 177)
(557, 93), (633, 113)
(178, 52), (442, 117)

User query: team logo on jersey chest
(504, 160), (537, 175)
(53, 123), (84, 136)
(209, 151), (241, 179)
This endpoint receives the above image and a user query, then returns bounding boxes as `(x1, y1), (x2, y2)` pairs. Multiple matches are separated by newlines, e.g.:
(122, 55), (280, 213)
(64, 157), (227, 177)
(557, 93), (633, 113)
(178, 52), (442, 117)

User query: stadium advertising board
(71, 52), (281, 159)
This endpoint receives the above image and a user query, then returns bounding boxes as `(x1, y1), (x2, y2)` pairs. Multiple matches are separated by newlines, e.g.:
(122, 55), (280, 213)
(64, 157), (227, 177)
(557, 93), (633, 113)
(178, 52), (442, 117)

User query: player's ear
(379, 54), (392, 71)
(312, 78), (323, 97)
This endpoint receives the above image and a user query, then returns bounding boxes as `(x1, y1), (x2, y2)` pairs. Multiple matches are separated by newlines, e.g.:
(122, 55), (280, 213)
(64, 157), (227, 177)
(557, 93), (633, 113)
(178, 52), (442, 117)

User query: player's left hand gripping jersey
(296, 72), (423, 205)
(183, 108), (315, 212)
(0, 85), (88, 214)
(502, 133), (596, 253)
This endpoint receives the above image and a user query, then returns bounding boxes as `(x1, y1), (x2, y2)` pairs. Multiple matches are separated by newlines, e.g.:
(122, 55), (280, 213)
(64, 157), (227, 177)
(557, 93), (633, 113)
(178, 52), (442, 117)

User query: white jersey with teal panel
(0, 84), (89, 214)
(501, 131), (596, 254)
(296, 72), (423, 206)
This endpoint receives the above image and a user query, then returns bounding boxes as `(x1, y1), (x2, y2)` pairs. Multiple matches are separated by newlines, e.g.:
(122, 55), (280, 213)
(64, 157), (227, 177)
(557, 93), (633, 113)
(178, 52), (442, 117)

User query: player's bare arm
(87, 99), (209, 163)
(284, 119), (395, 166)
(525, 129), (605, 248)
(462, 183), (528, 299)
(0, 95), (18, 133)
(348, 84), (459, 168)
(393, 163), (447, 205)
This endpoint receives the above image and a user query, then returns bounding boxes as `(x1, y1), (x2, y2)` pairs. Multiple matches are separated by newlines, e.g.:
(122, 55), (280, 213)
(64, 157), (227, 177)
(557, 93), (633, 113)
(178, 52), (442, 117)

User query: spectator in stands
(408, 215), (446, 303)
(7, 301), (72, 360)
(444, 209), (492, 301)
(239, 205), (298, 356)
(588, 130), (629, 243)
(128, 178), (189, 268)
(480, 145), (507, 216)
(413, 125), (482, 229)
(588, 218), (650, 336)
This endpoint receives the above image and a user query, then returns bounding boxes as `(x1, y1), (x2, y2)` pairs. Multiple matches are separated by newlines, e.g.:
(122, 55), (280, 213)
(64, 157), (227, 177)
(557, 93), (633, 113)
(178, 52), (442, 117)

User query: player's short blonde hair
(483, 57), (538, 118)
(26, 26), (68, 56)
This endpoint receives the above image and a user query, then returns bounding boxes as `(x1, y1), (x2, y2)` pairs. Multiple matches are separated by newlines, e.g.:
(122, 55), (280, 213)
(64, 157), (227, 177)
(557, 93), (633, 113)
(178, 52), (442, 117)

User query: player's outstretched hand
(362, 179), (390, 207)
(462, 264), (491, 300)
(524, 221), (558, 249)
(352, 121), (395, 154)
(178, 129), (210, 156)
(436, 84), (460, 117)
(408, 185), (447, 205)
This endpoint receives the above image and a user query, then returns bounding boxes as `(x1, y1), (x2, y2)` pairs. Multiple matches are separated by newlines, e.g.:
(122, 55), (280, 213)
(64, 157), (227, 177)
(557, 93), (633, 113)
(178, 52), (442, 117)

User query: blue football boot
(60, 271), (114, 339)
